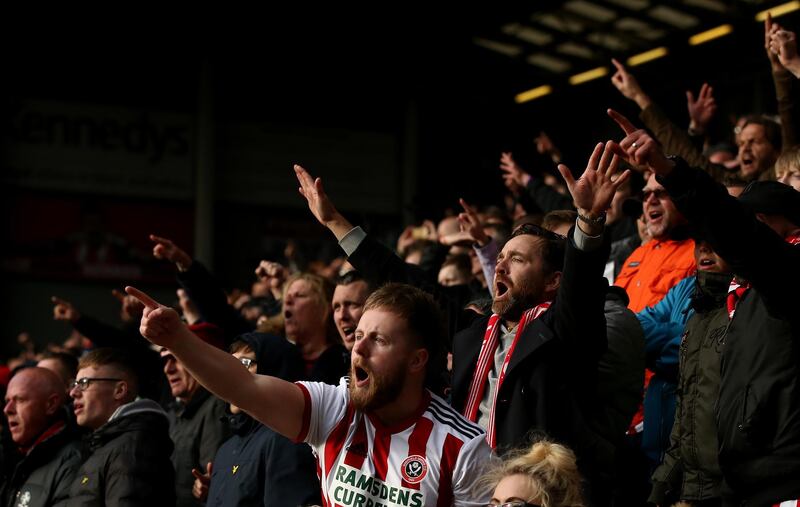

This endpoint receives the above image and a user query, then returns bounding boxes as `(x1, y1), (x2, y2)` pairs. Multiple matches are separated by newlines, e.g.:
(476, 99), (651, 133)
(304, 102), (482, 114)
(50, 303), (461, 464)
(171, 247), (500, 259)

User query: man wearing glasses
(614, 172), (695, 314)
(191, 332), (322, 506)
(67, 347), (175, 505)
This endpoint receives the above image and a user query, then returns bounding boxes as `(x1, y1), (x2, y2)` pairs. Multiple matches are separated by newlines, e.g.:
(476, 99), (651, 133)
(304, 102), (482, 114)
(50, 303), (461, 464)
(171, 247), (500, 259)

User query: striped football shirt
(295, 377), (492, 507)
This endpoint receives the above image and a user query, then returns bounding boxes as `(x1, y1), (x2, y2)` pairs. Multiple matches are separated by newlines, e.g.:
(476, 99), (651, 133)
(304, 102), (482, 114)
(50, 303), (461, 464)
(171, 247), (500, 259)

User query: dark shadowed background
(2, 2), (796, 354)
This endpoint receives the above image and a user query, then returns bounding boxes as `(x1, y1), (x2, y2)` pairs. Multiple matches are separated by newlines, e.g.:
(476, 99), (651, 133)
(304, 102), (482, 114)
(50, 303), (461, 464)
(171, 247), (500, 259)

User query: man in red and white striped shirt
(126, 282), (492, 507)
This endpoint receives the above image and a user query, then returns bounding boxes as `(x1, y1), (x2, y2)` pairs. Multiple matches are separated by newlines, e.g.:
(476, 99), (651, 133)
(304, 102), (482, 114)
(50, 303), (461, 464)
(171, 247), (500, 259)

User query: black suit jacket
(451, 228), (609, 458)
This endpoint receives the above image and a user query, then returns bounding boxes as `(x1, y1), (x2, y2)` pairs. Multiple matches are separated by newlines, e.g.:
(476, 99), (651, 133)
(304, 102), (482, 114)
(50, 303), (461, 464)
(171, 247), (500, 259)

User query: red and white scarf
(726, 279), (750, 319)
(727, 232), (800, 319)
(462, 302), (551, 448)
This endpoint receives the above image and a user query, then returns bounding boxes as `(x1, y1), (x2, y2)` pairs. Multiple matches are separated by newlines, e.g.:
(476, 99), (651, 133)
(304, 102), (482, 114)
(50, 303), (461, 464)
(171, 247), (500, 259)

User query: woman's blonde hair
(479, 440), (585, 507)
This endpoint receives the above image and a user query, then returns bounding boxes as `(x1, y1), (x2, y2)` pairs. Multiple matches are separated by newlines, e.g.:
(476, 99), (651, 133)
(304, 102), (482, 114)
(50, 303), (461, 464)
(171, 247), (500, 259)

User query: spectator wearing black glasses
(67, 348), (175, 505)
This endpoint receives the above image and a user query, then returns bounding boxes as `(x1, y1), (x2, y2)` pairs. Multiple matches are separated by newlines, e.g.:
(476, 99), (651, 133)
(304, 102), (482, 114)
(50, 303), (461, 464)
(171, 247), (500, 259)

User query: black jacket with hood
(206, 332), (321, 507)
(660, 159), (800, 505)
(67, 399), (175, 506)
(168, 389), (229, 507)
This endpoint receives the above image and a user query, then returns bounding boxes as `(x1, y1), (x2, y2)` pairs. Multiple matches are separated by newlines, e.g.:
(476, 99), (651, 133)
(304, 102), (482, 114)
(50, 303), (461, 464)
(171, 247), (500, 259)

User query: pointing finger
(149, 234), (172, 245)
(458, 198), (477, 216)
(607, 108), (638, 135)
(606, 140), (630, 161)
(124, 286), (161, 310)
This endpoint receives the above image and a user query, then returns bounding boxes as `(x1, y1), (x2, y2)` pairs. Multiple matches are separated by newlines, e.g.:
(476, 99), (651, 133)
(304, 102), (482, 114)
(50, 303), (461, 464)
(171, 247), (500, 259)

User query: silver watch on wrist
(577, 211), (607, 226)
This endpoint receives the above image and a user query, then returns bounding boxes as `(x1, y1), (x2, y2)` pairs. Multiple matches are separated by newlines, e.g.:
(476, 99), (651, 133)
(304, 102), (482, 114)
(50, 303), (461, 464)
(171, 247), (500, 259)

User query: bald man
(2, 367), (82, 506)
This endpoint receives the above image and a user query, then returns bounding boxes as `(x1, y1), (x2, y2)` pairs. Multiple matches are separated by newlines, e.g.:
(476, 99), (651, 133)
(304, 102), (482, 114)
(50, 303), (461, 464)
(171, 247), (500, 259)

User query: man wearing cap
(163, 323), (229, 507)
(609, 108), (800, 505)
(739, 180), (800, 242)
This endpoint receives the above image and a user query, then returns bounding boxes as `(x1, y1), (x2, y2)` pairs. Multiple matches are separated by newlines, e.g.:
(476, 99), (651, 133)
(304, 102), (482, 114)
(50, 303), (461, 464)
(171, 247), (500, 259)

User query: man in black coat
(161, 327), (229, 507)
(450, 143), (625, 494)
(2, 367), (81, 507)
(191, 332), (321, 506)
(67, 348), (175, 506)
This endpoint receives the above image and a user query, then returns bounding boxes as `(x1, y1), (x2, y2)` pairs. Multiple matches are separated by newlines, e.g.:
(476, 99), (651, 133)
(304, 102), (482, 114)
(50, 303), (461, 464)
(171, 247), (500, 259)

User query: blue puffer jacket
(637, 275), (695, 466)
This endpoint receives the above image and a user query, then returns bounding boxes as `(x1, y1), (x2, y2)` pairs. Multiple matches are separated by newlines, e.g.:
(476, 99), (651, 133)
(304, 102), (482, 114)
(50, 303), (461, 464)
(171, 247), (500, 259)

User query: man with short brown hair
(67, 348), (175, 505)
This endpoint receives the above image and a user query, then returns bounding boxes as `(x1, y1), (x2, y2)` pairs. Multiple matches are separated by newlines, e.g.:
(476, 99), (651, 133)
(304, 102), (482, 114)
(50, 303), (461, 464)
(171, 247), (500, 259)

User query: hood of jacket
(88, 398), (169, 451)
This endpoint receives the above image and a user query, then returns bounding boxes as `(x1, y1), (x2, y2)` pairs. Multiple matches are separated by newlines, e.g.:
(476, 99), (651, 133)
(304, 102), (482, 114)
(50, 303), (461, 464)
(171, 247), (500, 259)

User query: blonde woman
(775, 145), (800, 191)
(481, 440), (585, 507)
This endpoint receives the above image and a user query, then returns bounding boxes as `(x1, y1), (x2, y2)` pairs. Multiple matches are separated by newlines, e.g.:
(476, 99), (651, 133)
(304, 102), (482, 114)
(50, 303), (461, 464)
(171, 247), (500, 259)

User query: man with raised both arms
(451, 142), (629, 503)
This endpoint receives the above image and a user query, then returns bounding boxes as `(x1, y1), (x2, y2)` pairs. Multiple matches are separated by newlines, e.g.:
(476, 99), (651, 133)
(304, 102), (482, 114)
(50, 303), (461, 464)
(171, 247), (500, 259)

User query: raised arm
(557, 141), (631, 237)
(150, 234), (193, 272)
(501, 151), (574, 213)
(125, 286), (305, 440)
(611, 59), (714, 173)
(767, 13), (800, 79)
(294, 164), (354, 240)
(151, 234), (251, 340)
(686, 82), (717, 138)
(767, 14), (800, 148)
(51, 296), (142, 349)
(294, 163), (430, 286)
(610, 58), (652, 111)
(552, 142), (629, 360)
(608, 109), (800, 319)
(607, 108), (676, 176)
